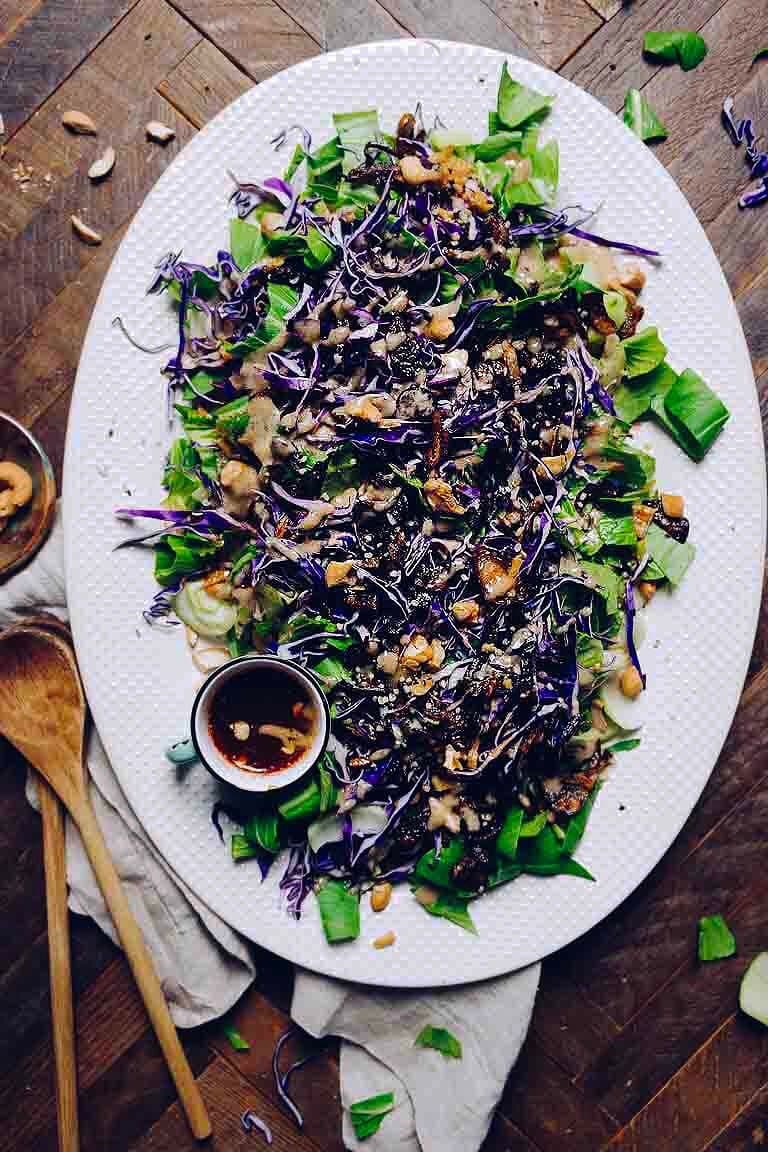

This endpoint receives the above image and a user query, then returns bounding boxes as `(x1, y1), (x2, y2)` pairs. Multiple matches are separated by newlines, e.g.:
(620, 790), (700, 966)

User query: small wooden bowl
(0, 413), (56, 581)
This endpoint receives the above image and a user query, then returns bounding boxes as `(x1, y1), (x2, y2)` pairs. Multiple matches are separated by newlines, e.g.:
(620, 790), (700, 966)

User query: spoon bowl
(0, 627), (86, 808)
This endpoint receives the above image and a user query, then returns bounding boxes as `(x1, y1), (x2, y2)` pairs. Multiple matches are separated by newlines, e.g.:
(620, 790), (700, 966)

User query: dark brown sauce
(209, 666), (317, 774)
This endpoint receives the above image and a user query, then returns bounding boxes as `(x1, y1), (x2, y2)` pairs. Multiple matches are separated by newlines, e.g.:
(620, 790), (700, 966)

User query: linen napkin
(0, 504), (540, 1151)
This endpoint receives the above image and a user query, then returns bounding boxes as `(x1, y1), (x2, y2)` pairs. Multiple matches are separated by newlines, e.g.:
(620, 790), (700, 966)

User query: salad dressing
(209, 665), (316, 773)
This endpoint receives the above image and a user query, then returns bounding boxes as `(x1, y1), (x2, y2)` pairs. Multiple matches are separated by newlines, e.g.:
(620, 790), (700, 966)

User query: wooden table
(1, 2), (767, 1149)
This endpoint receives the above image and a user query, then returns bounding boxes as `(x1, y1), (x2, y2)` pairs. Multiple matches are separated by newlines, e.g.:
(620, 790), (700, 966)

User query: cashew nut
(0, 461), (33, 516)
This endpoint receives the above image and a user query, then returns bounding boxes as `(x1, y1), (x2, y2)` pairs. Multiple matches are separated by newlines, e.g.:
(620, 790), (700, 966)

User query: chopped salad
(119, 64), (730, 942)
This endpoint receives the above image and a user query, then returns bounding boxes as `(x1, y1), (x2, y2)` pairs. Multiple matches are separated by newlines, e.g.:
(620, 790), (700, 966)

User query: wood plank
(706, 190), (768, 301)
(737, 267), (768, 379)
(484, 0), (602, 70)
(500, 1036), (615, 1152)
(0, 0), (199, 255)
(0, 0), (140, 138)
(28, 384), (74, 487)
(483, 1111), (544, 1151)
(0, 957), (152, 1152)
(374, 0), (540, 60)
(580, 883), (768, 1123)
(27, 1029), (212, 1152)
(581, 0), (620, 20)
(157, 38), (251, 129)
(0, 226), (125, 425)
(607, 1013), (768, 1150)
(210, 984), (344, 1152)
(0, 916), (115, 1084)
(562, 0), (726, 111)
(706, 1084), (768, 1150)
(561, 661), (768, 1025)
(664, 67), (768, 229)
(273, 0), (409, 50)
(0, 0), (40, 50)
(530, 955), (620, 1078)
(165, 0), (319, 83)
(0, 92), (195, 352)
(0, 743), (47, 975)
(632, 0), (763, 171)
(134, 1054), (334, 1152)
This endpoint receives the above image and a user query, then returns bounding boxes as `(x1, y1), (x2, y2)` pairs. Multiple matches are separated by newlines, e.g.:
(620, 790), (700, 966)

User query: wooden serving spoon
(0, 627), (212, 1141)
(1, 618), (80, 1152)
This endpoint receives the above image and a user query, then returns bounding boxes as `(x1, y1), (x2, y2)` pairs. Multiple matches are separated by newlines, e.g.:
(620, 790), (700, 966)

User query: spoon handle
(72, 798), (212, 1141)
(40, 779), (80, 1152)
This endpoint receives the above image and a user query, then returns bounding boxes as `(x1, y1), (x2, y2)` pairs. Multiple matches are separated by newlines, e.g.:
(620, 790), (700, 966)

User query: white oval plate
(64, 40), (765, 986)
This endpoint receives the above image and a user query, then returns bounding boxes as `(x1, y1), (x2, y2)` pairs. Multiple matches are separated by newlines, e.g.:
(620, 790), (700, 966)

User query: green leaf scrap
(643, 30), (708, 71)
(613, 362), (677, 424)
(497, 61), (553, 129)
(644, 522), (695, 586)
(349, 1093), (395, 1141)
(243, 809), (281, 854)
(622, 327), (668, 378)
(229, 216), (265, 270)
(623, 88), (669, 143)
(315, 879), (360, 944)
(415, 1026), (463, 1060)
(698, 914), (736, 962)
(333, 108), (381, 172)
(223, 1024), (250, 1052)
(415, 887), (478, 934)
(660, 368), (730, 460)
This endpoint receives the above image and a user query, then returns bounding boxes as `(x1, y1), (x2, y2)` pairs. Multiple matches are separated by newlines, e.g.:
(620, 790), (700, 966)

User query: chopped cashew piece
(428, 639), (445, 669)
(370, 883), (392, 912)
(452, 599), (480, 625)
(202, 569), (233, 601)
(325, 560), (356, 587)
(638, 580), (656, 603)
(339, 395), (384, 423)
(537, 447), (575, 478)
(373, 931), (396, 949)
(220, 459), (261, 495)
(661, 492), (685, 519)
(424, 478), (465, 516)
(424, 315), (455, 342)
(619, 666), (643, 699)
(443, 745), (464, 774)
(475, 548), (523, 602)
(399, 154), (440, 185)
(633, 503), (656, 540)
(401, 634), (433, 668)
(427, 794), (461, 833)
(239, 396), (279, 465)
(607, 263), (646, 298)
(376, 650), (400, 676)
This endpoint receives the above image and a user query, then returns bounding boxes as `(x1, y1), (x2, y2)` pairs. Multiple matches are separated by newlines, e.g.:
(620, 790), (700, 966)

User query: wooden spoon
(1, 619), (79, 1152)
(0, 627), (212, 1141)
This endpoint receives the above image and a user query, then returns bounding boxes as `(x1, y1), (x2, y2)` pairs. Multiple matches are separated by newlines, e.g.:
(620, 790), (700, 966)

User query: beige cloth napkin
(0, 504), (539, 1151)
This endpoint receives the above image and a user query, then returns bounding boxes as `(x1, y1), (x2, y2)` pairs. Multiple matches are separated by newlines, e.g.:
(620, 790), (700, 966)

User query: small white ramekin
(190, 654), (330, 793)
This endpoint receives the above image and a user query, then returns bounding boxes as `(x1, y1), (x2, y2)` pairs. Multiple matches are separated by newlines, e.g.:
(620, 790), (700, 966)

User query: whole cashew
(0, 461), (33, 515)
